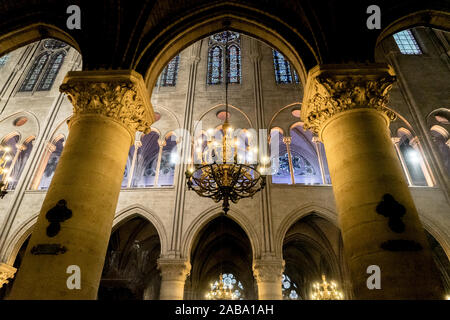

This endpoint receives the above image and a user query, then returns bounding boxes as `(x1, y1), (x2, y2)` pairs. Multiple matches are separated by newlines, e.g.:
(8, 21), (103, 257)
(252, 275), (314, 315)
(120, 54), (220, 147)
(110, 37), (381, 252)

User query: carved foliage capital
(253, 259), (285, 283)
(302, 65), (397, 136)
(0, 263), (17, 288)
(60, 70), (155, 136)
(157, 259), (191, 281)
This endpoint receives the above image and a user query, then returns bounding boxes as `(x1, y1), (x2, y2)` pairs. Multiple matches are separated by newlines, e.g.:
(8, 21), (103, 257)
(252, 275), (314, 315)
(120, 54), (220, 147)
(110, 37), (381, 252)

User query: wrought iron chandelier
(205, 273), (238, 300)
(310, 275), (344, 300)
(185, 31), (266, 214)
(0, 145), (12, 199)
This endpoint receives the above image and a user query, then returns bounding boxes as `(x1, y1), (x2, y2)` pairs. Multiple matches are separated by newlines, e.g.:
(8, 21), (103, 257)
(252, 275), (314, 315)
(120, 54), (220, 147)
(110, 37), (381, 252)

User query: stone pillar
(391, 137), (413, 186)
(0, 263), (16, 288)
(301, 64), (444, 299)
(410, 137), (435, 187)
(282, 137), (295, 185)
(253, 259), (284, 300)
(154, 140), (166, 186)
(157, 258), (191, 300)
(8, 70), (154, 300)
(312, 136), (328, 184)
(127, 139), (142, 188)
(30, 142), (56, 190)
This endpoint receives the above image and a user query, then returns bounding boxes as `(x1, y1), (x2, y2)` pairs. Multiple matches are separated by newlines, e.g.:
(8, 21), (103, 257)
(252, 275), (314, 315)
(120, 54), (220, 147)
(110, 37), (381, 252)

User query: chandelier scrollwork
(310, 275), (344, 300)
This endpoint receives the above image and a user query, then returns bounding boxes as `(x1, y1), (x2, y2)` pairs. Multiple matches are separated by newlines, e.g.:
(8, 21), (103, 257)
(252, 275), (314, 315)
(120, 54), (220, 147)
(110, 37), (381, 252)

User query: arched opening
(185, 216), (256, 300)
(282, 214), (349, 300)
(426, 231), (450, 294)
(98, 216), (161, 300)
(0, 236), (30, 299)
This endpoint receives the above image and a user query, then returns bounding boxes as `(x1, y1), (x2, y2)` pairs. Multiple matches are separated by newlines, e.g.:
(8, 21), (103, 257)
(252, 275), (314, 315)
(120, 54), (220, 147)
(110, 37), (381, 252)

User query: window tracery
(282, 274), (299, 300)
(393, 30), (422, 55)
(160, 55), (180, 87)
(207, 31), (241, 84)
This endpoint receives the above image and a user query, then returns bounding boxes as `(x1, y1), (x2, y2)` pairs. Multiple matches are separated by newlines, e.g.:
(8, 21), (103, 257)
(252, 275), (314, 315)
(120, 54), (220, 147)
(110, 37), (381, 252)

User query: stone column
(0, 263), (16, 288)
(409, 137), (435, 187)
(282, 137), (295, 185)
(301, 64), (444, 299)
(127, 140), (142, 188)
(8, 70), (154, 300)
(312, 136), (327, 184)
(391, 137), (413, 186)
(253, 259), (284, 300)
(30, 142), (56, 190)
(154, 140), (166, 186)
(157, 258), (191, 300)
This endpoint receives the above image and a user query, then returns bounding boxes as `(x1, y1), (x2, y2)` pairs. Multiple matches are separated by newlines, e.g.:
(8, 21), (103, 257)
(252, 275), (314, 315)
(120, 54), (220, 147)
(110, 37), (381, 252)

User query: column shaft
(302, 64), (444, 299)
(158, 259), (190, 300)
(8, 70), (154, 299)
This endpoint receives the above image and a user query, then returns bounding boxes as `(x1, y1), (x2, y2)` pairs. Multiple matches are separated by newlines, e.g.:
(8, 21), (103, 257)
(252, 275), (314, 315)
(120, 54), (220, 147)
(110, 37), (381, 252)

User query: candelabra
(310, 275), (344, 300)
(205, 274), (238, 300)
(0, 145), (12, 198)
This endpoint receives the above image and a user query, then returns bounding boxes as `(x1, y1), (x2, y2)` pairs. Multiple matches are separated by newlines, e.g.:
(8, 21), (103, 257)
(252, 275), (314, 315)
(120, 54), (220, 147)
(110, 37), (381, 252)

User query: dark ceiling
(0, 0), (448, 73)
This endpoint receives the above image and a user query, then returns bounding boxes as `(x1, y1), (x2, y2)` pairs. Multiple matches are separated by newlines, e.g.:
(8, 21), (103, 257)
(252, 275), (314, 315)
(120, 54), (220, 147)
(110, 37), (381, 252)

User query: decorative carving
(0, 263), (17, 288)
(45, 199), (72, 237)
(376, 194), (406, 233)
(302, 65), (397, 136)
(253, 259), (285, 283)
(31, 244), (67, 255)
(60, 70), (154, 136)
(157, 259), (191, 281)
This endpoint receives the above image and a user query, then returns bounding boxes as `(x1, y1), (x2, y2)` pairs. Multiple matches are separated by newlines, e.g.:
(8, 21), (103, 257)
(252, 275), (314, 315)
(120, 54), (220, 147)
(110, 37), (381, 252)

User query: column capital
(409, 136), (420, 147)
(391, 137), (401, 145)
(312, 136), (321, 144)
(253, 259), (285, 283)
(157, 258), (191, 281)
(302, 64), (397, 137)
(60, 70), (155, 138)
(45, 141), (57, 153)
(0, 262), (16, 288)
(282, 136), (292, 145)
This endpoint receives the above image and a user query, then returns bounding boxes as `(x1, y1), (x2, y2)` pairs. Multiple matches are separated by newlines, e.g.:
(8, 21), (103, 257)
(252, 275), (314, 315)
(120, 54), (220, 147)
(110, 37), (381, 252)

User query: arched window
(132, 132), (160, 188)
(207, 46), (223, 85)
(207, 31), (241, 85)
(19, 39), (68, 92)
(270, 129), (292, 184)
(227, 45), (241, 84)
(273, 50), (292, 84)
(38, 139), (65, 190)
(398, 136), (428, 186)
(37, 52), (66, 90)
(160, 55), (180, 87)
(430, 126), (450, 176)
(206, 273), (245, 300)
(158, 135), (177, 186)
(19, 53), (49, 92)
(4, 138), (35, 190)
(393, 30), (422, 55)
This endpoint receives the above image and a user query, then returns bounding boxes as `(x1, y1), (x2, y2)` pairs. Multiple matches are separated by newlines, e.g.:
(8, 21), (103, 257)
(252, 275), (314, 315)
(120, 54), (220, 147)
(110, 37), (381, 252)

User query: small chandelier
(0, 145), (12, 199)
(206, 274), (238, 300)
(310, 275), (344, 300)
(185, 31), (266, 214)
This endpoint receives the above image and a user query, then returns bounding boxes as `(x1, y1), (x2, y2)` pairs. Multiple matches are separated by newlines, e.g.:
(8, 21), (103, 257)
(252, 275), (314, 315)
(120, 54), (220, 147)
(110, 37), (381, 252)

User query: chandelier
(206, 274), (238, 300)
(0, 145), (12, 199)
(185, 31), (266, 214)
(310, 275), (344, 300)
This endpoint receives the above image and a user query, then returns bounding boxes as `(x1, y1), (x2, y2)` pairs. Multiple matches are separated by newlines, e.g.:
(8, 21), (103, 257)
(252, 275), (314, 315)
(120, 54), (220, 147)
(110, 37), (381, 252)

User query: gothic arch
(0, 23), (80, 58)
(275, 203), (338, 258)
(0, 110), (40, 145)
(136, 6), (316, 88)
(419, 213), (450, 261)
(2, 212), (38, 264)
(113, 204), (169, 256)
(182, 205), (261, 261)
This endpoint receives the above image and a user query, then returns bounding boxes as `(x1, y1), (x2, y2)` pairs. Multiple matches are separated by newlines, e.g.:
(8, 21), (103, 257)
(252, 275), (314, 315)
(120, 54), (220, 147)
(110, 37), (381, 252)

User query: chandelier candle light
(186, 31), (266, 214)
(310, 275), (344, 300)
(0, 145), (12, 198)
(206, 274), (238, 300)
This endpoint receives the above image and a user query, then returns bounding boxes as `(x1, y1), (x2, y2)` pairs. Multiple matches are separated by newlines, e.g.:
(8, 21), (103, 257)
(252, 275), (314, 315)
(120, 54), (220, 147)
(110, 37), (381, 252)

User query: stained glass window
(0, 54), (10, 68)
(37, 52), (65, 91)
(393, 30), (422, 55)
(282, 274), (299, 300)
(272, 50), (292, 84)
(207, 46), (223, 84)
(19, 53), (49, 92)
(160, 55), (180, 86)
(227, 45), (241, 84)
(207, 31), (241, 85)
